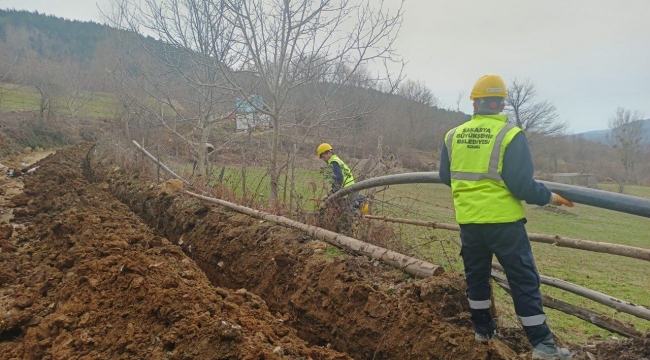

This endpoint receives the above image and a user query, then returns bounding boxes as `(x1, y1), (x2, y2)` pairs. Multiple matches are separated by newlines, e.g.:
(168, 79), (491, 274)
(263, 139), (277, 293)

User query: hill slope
(573, 119), (650, 144)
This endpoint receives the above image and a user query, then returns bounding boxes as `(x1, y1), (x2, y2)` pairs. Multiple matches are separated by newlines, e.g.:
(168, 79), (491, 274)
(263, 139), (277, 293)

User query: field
(0, 83), (118, 118)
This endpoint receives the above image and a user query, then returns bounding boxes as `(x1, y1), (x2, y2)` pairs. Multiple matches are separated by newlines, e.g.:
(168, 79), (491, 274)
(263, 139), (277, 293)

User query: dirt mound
(592, 332), (650, 359)
(0, 145), (349, 359)
(98, 154), (534, 359)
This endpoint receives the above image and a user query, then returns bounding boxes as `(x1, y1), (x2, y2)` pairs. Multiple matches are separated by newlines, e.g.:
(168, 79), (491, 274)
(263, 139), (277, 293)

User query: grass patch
(203, 165), (330, 210)
(325, 245), (347, 257)
(597, 183), (650, 199)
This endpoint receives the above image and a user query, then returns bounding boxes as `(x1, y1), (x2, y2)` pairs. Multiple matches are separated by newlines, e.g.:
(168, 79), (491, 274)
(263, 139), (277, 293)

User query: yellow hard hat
(317, 143), (333, 157)
(470, 74), (507, 100)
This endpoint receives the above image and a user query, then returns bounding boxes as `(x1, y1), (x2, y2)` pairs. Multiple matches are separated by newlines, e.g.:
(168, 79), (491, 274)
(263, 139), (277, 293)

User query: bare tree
(397, 79), (437, 107)
(60, 61), (96, 121)
(608, 106), (644, 192)
(111, 0), (241, 176)
(29, 62), (62, 121)
(505, 78), (567, 142)
(112, 0), (404, 203)
(219, 0), (404, 203)
(455, 90), (465, 112)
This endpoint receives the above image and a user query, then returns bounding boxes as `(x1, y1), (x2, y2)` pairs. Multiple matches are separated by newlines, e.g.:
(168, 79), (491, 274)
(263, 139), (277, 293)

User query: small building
(234, 95), (271, 131)
(550, 173), (598, 188)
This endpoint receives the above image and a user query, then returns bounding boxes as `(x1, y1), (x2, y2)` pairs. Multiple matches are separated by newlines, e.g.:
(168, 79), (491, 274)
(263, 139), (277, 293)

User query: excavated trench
(91, 153), (538, 360)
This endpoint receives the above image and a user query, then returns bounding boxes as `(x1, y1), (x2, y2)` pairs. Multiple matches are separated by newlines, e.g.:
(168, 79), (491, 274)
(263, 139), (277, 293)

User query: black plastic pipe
(326, 172), (650, 218)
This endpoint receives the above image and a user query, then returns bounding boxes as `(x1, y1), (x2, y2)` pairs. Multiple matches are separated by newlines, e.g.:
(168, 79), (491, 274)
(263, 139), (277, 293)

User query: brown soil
(0, 145), (350, 359)
(593, 333), (650, 359)
(1, 144), (646, 360)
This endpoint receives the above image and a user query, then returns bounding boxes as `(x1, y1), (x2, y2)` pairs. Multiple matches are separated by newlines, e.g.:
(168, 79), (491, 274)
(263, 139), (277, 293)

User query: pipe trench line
(326, 172), (650, 218)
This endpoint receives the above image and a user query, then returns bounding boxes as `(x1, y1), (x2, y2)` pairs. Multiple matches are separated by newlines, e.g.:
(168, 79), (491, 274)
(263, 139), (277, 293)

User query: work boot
(474, 331), (495, 343)
(532, 335), (572, 359)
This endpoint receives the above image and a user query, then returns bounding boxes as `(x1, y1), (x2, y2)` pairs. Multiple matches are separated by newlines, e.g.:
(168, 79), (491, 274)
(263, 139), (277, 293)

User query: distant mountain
(0, 9), (115, 64)
(572, 119), (650, 144)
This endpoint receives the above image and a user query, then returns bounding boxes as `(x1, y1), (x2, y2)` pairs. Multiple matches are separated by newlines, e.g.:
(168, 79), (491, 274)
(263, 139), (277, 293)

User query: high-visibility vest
(328, 154), (355, 188)
(445, 114), (525, 224)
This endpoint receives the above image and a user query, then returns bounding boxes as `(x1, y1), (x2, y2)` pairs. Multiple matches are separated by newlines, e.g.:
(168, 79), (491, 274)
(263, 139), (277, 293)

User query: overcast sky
(3, 0), (649, 133)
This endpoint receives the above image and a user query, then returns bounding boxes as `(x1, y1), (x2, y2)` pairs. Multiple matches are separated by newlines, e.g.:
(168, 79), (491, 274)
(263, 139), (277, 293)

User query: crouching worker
(317, 143), (355, 193)
(317, 143), (366, 231)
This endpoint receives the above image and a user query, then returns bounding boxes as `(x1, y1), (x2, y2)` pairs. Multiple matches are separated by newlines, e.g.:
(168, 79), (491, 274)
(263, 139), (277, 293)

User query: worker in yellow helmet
(317, 143), (368, 215)
(440, 75), (573, 360)
(317, 143), (356, 192)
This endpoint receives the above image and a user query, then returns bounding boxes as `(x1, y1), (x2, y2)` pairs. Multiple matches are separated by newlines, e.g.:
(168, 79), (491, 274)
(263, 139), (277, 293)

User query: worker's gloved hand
(549, 193), (574, 207)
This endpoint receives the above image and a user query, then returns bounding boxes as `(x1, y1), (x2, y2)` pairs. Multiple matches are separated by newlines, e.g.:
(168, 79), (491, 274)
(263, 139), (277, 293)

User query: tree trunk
(241, 148), (247, 203)
(269, 114), (280, 204)
(197, 116), (212, 177)
(491, 263), (650, 321)
(289, 145), (296, 214)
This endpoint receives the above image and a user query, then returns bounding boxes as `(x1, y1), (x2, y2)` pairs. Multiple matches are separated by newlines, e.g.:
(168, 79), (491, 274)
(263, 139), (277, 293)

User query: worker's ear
(499, 100), (505, 112)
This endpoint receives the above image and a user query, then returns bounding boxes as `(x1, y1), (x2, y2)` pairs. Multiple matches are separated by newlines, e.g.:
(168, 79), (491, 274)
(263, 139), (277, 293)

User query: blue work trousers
(459, 219), (551, 346)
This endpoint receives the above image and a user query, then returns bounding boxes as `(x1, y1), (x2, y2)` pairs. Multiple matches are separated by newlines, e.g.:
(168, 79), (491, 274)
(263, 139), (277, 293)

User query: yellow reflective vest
(328, 154), (355, 188)
(445, 114), (525, 224)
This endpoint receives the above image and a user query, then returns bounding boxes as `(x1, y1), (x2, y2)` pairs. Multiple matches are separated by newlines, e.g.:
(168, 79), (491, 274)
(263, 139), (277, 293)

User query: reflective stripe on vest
(446, 123), (516, 182)
(328, 155), (355, 188)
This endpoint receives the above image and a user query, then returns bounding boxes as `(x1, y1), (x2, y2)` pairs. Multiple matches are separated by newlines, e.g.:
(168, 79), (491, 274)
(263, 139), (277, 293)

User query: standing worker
(439, 74), (573, 360)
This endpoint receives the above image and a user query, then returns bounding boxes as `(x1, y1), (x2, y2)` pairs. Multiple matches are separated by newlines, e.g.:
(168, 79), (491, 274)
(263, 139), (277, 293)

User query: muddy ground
(1, 144), (648, 359)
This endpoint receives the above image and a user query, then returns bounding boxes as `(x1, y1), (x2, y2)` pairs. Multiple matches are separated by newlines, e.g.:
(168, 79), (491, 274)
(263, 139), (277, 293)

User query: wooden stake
(185, 191), (444, 278)
(491, 263), (650, 321)
(364, 215), (650, 263)
(492, 271), (642, 338)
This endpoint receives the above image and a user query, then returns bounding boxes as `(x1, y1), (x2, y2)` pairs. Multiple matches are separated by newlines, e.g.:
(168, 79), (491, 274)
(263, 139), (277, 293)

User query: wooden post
(492, 271), (642, 338)
(241, 148), (247, 203)
(185, 191), (444, 278)
(289, 144), (297, 214)
(491, 263), (650, 321)
(364, 215), (650, 263)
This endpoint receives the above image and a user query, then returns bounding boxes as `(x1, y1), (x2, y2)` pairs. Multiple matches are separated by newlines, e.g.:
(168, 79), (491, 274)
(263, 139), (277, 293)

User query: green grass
(204, 165), (330, 210)
(597, 183), (650, 199)
(0, 83), (123, 118)
(372, 182), (650, 343)
(325, 245), (347, 257)
(0, 84), (41, 111)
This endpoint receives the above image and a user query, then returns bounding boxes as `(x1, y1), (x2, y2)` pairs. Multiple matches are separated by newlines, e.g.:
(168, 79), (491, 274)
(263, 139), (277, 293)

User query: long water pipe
(325, 172), (650, 218)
